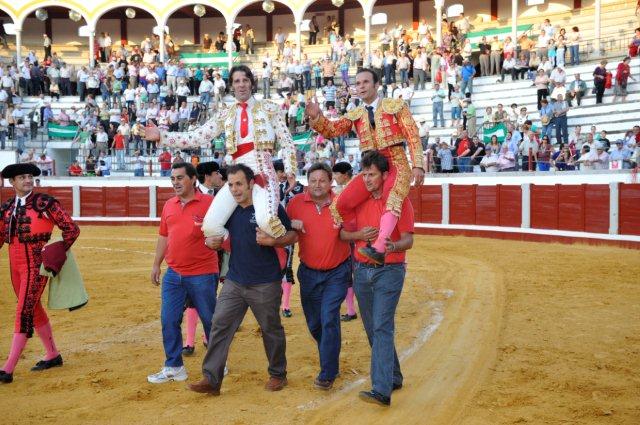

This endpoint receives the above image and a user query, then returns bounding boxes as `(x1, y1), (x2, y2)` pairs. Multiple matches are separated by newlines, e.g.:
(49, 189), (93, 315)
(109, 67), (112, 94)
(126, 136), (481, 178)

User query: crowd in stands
(0, 15), (637, 176)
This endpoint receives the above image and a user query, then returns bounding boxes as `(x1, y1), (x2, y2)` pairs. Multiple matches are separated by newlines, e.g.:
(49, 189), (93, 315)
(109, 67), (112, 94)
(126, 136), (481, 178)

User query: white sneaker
(147, 366), (188, 384)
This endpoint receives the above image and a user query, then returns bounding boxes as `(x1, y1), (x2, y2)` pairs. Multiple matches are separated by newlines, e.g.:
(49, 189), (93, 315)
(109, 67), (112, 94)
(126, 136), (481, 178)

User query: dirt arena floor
(0, 226), (638, 424)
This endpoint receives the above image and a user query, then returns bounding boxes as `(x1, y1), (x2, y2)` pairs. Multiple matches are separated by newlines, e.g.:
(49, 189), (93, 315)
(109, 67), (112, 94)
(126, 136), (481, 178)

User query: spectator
(609, 140), (633, 169)
(593, 60), (607, 104)
(36, 152), (53, 176)
(539, 99), (554, 138)
(499, 54), (516, 83)
(498, 142), (517, 171)
(537, 136), (553, 171)
(97, 151), (112, 176)
(480, 147), (500, 172)
(322, 79), (337, 109)
(412, 49), (427, 91)
(431, 83), (446, 128)
(553, 94), (570, 144)
(133, 150), (146, 176)
(535, 69), (550, 110)
(68, 160), (83, 176)
(478, 36), (491, 76)
(552, 145), (576, 171)
(592, 143), (610, 170)
(437, 140), (454, 172)
(576, 145), (594, 171)
(455, 130), (472, 172)
(568, 26), (581, 66)
(520, 131), (539, 171)
(613, 56), (635, 103)
(490, 36), (502, 75)
(85, 153), (96, 176)
(566, 74), (587, 106)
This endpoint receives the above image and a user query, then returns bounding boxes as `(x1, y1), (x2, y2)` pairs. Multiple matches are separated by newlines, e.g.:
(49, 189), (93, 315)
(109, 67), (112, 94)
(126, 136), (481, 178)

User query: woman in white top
(567, 26), (581, 66)
(446, 62), (458, 101)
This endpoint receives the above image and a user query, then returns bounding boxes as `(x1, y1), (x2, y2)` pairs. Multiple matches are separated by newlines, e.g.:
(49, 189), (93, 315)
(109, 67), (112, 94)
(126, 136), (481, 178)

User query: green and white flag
(47, 122), (79, 139)
(179, 52), (239, 67)
(293, 131), (313, 152)
(482, 123), (507, 144)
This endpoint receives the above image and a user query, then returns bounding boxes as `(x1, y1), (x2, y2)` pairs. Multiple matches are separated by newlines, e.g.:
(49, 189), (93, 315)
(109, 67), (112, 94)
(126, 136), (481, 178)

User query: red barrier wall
(419, 186), (442, 223)
(450, 185), (476, 225)
(499, 185), (521, 227)
(584, 185), (610, 234)
(619, 184), (640, 236)
(156, 187), (175, 218)
(476, 186), (499, 226)
(531, 185), (559, 230)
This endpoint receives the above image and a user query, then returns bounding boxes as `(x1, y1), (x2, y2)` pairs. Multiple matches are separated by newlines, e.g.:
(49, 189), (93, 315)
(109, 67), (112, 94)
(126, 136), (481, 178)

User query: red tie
(239, 102), (248, 138)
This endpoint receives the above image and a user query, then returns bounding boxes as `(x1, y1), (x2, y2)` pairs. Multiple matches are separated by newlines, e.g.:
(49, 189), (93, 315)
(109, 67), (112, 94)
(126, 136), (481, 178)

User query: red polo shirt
(159, 191), (218, 275)
(350, 196), (414, 264)
(286, 192), (351, 270)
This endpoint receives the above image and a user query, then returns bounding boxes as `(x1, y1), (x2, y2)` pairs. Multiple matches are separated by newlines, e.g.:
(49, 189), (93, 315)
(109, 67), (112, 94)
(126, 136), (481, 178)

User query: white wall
(167, 18), (196, 45)
(21, 18), (45, 45)
(199, 17), (227, 40)
(272, 13), (296, 40)
(234, 15), (267, 43)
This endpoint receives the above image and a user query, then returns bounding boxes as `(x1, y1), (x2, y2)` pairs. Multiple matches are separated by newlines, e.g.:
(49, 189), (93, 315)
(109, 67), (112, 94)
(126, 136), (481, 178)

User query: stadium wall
(2, 173), (638, 248)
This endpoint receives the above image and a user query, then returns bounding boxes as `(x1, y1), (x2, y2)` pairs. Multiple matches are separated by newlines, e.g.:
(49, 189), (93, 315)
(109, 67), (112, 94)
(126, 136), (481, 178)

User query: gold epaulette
(345, 105), (365, 121)
(380, 98), (405, 114)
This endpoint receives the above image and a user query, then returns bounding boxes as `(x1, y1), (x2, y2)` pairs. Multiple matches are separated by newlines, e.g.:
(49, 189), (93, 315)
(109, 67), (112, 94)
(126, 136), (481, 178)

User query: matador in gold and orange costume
(310, 95), (424, 264)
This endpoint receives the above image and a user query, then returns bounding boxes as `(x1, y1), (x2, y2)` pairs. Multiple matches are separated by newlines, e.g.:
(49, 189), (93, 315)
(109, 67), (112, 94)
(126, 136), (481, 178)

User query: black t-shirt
(226, 204), (292, 285)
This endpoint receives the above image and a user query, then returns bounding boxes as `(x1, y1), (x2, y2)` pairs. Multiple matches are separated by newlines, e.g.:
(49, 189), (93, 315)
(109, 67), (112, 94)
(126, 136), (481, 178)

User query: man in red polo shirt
(340, 150), (415, 406)
(148, 162), (219, 384)
(286, 163), (352, 390)
(158, 147), (172, 177)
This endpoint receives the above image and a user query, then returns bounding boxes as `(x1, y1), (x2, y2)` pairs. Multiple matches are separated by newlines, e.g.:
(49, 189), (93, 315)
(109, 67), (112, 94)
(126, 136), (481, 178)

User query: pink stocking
(2, 333), (28, 373)
(185, 307), (198, 347)
(372, 211), (399, 253)
(345, 287), (356, 316)
(281, 281), (292, 311)
(35, 323), (59, 361)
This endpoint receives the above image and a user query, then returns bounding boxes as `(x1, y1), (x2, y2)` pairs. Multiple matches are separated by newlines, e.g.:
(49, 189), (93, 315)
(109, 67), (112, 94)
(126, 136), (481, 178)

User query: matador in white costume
(149, 65), (297, 238)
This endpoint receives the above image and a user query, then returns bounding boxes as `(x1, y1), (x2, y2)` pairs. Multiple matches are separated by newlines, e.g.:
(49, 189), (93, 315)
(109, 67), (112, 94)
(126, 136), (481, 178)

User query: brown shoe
(265, 376), (288, 391)
(187, 378), (220, 395)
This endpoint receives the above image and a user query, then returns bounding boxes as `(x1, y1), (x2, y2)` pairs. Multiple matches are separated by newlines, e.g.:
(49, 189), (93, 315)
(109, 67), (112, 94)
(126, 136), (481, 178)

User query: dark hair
(227, 163), (254, 184)
(361, 150), (389, 173)
(171, 161), (197, 178)
(273, 160), (285, 173)
(308, 162), (333, 180)
(332, 161), (353, 177)
(356, 68), (379, 85)
(228, 65), (256, 89)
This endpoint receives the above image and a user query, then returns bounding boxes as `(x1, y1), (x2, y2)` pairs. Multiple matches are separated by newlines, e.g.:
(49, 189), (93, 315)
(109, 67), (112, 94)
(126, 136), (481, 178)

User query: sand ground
(0, 226), (638, 424)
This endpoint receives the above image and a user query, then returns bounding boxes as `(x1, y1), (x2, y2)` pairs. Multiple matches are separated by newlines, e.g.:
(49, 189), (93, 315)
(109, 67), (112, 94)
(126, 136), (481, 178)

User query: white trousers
(202, 149), (284, 238)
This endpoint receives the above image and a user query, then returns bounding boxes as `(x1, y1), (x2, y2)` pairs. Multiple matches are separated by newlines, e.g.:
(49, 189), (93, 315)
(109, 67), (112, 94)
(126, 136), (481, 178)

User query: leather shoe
(182, 346), (195, 356)
(31, 354), (63, 371)
(357, 246), (385, 265)
(0, 370), (13, 384)
(358, 390), (390, 406)
(341, 313), (357, 322)
(313, 377), (334, 390)
(187, 378), (220, 395)
(265, 376), (288, 391)
(393, 382), (403, 391)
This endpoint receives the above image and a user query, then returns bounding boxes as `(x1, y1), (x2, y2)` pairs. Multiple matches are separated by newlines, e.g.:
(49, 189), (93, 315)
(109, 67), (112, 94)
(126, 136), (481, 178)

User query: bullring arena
(0, 0), (639, 422)
(0, 175), (639, 424)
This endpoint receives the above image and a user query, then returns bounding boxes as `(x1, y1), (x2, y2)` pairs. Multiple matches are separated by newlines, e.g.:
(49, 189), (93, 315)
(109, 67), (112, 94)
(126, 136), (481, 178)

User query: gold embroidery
(346, 106), (365, 121)
(386, 145), (411, 216)
(380, 98), (404, 114)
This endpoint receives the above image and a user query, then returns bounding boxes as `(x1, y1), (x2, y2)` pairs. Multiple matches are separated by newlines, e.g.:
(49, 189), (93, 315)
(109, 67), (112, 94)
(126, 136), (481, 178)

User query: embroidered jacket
(159, 99), (297, 174)
(0, 192), (80, 250)
(311, 98), (424, 169)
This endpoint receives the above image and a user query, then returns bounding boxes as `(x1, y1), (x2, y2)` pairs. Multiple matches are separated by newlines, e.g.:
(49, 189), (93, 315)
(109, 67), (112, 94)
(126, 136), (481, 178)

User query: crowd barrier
(1, 174), (638, 248)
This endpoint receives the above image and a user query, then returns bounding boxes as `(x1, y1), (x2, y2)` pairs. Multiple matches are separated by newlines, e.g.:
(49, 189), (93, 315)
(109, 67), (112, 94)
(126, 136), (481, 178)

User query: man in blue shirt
(539, 99), (554, 139)
(460, 59), (475, 96)
(188, 164), (298, 395)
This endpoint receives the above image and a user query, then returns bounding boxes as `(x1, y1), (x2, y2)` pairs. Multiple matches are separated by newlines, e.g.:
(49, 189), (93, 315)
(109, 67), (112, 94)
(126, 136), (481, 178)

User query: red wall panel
(47, 187), (73, 213)
(557, 185), (585, 232)
(80, 187), (105, 217)
(105, 188), (128, 217)
(499, 185), (521, 227)
(530, 185), (558, 230)
(476, 186), (498, 226)
(420, 186), (442, 223)
(156, 188), (175, 217)
(584, 185), (609, 234)
(619, 183), (640, 236)
(408, 187), (422, 221)
(128, 187), (150, 217)
(0, 187), (14, 202)
(450, 185), (476, 225)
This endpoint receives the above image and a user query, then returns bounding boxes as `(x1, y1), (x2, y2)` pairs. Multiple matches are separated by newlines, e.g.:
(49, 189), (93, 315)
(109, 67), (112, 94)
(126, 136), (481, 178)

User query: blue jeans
(399, 69), (408, 84)
(200, 92), (211, 107)
(460, 78), (473, 96)
(161, 267), (218, 367)
(353, 262), (405, 398)
(457, 156), (471, 173)
(298, 260), (350, 381)
(160, 169), (171, 177)
(569, 45), (579, 65)
(432, 102), (444, 127)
